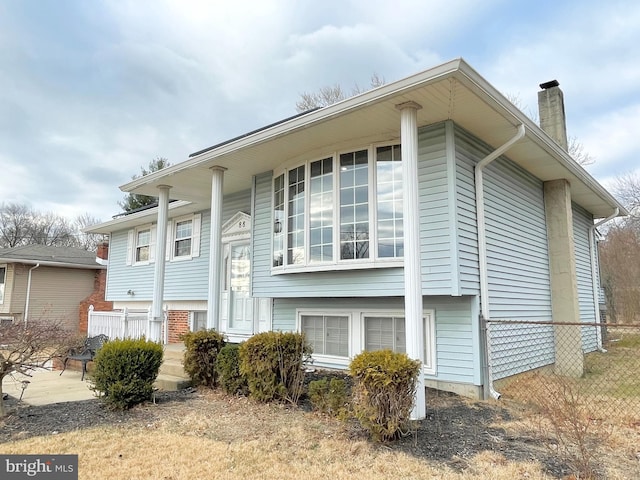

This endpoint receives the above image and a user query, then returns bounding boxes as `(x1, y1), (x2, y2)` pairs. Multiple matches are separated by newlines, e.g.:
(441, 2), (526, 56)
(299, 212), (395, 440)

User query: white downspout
(590, 207), (618, 352)
(24, 263), (40, 328)
(476, 124), (526, 400)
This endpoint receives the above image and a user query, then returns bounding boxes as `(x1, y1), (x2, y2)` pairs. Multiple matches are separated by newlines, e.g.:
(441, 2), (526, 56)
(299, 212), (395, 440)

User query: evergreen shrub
(239, 331), (311, 403)
(308, 376), (349, 417)
(349, 349), (421, 441)
(182, 329), (226, 387)
(215, 344), (248, 395)
(91, 338), (163, 410)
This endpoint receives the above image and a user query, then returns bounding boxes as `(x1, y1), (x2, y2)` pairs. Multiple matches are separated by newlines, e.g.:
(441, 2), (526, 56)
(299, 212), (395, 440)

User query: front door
(228, 242), (252, 333)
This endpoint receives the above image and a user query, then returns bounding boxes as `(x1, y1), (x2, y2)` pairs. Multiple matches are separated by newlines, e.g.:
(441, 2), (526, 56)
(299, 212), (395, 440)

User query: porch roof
(103, 58), (627, 230)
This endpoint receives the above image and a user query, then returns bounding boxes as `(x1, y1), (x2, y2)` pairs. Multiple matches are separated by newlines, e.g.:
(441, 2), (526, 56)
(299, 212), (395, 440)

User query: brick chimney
(96, 241), (109, 262)
(538, 80), (568, 151)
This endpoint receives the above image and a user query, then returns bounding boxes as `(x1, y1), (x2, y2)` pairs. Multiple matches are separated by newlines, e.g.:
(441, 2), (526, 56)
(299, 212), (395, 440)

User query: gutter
(590, 207), (619, 351)
(24, 263), (40, 327)
(476, 124), (526, 400)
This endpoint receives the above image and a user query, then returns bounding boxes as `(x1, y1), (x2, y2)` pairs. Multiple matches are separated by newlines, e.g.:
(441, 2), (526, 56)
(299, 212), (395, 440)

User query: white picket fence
(87, 305), (168, 343)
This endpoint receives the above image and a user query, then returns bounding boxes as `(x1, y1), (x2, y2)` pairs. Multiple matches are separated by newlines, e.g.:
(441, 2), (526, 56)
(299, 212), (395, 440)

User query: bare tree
(29, 212), (76, 247)
(599, 172), (640, 323)
(0, 202), (33, 247)
(118, 157), (171, 213)
(613, 172), (640, 214)
(0, 319), (74, 416)
(74, 213), (103, 251)
(295, 74), (386, 113)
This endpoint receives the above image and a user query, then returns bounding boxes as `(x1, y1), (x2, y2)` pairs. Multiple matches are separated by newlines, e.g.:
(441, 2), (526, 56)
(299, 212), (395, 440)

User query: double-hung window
(174, 219), (193, 258)
(135, 228), (151, 264)
(0, 265), (6, 304)
(272, 144), (402, 271)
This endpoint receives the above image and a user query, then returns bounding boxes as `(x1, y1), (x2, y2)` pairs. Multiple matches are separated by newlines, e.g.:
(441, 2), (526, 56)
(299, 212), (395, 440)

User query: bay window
(272, 143), (403, 270)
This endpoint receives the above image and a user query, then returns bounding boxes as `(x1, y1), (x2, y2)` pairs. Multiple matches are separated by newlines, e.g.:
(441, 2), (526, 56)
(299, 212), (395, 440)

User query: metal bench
(60, 334), (109, 381)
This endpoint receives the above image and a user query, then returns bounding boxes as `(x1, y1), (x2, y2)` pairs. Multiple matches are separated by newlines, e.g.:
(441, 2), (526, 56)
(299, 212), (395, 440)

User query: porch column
(151, 185), (171, 343)
(397, 101), (426, 420)
(207, 166), (227, 330)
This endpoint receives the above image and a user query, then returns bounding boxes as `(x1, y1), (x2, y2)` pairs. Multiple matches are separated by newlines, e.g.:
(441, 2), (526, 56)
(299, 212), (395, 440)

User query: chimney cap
(539, 80), (560, 90)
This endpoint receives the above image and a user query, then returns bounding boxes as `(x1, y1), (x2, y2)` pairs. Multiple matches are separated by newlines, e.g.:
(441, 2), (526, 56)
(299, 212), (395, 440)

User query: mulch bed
(1, 374), (572, 478)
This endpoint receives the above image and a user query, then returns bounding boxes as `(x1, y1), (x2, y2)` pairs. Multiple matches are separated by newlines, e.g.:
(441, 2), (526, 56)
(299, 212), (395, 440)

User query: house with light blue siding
(87, 59), (626, 407)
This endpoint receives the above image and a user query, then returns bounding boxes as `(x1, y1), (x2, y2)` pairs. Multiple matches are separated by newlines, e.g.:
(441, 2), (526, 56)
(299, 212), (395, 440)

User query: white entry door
(228, 243), (253, 333)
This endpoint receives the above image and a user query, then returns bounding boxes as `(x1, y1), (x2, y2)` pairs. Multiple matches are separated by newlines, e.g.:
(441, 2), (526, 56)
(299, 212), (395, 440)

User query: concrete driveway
(2, 369), (97, 406)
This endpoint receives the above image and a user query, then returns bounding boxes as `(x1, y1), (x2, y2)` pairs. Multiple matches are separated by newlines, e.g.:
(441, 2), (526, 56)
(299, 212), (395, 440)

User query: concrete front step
(161, 359), (189, 378)
(155, 373), (192, 391)
(157, 344), (191, 391)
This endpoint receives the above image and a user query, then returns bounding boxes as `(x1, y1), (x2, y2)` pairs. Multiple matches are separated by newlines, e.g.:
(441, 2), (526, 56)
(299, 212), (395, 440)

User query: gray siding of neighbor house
(25, 266), (95, 330)
(573, 203), (599, 352)
(106, 190), (251, 302)
(252, 123), (460, 298)
(453, 126), (555, 380)
(272, 296), (479, 385)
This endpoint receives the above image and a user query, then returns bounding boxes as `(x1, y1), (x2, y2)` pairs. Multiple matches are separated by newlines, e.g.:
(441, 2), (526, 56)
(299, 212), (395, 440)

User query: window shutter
(149, 225), (157, 263)
(126, 230), (134, 265)
(166, 220), (174, 261)
(192, 213), (202, 257)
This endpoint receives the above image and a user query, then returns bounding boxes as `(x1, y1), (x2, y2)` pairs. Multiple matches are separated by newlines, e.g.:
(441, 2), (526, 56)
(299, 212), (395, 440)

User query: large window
(273, 144), (402, 271)
(376, 145), (403, 258)
(0, 266), (5, 304)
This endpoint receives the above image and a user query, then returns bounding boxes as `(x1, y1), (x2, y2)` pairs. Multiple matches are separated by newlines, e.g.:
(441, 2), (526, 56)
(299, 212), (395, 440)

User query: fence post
(88, 305), (94, 336)
(163, 305), (169, 345)
(123, 307), (129, 339)
(147, 307), (152, 340)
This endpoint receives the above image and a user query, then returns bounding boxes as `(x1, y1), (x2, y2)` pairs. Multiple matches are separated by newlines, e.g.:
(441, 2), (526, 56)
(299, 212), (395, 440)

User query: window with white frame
(135, 227), (151, 263)
(363, 312), (436, 374)
(300, 314), (349, 357)
(0, 265), (6, 304)
(273, 144), (402, 271)
(191, 311), (207, 331)
(169, 213), (201, 261)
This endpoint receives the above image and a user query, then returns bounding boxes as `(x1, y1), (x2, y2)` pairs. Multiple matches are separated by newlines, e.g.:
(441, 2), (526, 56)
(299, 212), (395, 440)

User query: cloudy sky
(1, 0), (638, 222)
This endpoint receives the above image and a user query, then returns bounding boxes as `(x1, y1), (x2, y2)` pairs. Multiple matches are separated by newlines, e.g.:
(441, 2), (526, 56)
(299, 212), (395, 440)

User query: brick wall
(79, 269), (113, 334)
(168, 310), (190, 343)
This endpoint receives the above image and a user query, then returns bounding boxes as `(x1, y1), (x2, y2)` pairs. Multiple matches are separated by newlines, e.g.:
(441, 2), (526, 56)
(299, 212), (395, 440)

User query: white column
(207, 166), (227, 330)
(151, 185), (171, 343)
(397, 101), (425, 420)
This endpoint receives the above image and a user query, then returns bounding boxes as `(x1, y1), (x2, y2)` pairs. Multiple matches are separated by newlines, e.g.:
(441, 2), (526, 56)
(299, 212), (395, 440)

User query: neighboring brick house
(0, 244), (107, 332)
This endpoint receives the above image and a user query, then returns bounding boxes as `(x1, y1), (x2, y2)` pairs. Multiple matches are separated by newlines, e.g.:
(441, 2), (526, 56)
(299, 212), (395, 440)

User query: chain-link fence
(487, 319), (640, 425)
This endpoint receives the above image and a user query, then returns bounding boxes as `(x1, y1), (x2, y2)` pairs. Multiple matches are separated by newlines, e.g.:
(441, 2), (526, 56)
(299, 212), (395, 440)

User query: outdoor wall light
(127, 289), (135, 296)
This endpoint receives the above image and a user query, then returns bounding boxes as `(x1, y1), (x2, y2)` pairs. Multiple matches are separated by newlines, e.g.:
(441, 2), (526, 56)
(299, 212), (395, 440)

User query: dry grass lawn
(2, 390), (558, 480)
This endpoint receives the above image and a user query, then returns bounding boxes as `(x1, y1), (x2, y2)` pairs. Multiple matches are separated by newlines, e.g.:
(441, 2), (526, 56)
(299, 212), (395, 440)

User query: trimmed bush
(349, 349), (421, 442)
(216, 344), (247, 395)
(239, 331), (311, 404)
(91, 338), (163, 410)
(308, 377), (348, 417)
(182, 329), (226, 388)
